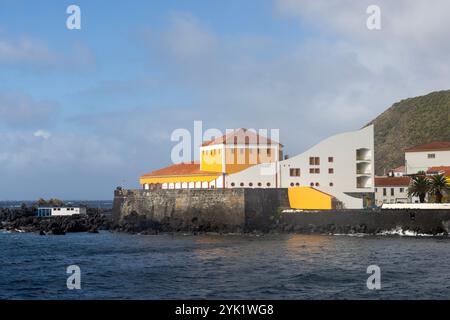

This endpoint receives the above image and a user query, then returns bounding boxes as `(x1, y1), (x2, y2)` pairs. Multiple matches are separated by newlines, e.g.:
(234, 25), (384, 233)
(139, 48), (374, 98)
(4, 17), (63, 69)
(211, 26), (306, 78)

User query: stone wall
(112, 188), (289, 232)
(277, 209), (450, 235)
(112, 188), (450, 235)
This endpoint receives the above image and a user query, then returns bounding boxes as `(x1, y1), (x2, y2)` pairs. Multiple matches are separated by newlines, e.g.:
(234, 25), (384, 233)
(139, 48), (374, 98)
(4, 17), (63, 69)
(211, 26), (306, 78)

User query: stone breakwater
(277, 210), (450, 235)
(0, 207), (111, 235)
(113, 188), (450, 235)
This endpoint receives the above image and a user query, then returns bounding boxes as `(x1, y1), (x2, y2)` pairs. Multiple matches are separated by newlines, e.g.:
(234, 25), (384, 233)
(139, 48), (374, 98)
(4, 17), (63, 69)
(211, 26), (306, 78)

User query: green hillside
(366, 90), (450, 175)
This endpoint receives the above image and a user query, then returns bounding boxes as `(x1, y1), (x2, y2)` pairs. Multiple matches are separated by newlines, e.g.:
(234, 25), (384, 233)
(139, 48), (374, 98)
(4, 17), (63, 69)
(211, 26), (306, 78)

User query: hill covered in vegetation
(366, 90), (450, 175)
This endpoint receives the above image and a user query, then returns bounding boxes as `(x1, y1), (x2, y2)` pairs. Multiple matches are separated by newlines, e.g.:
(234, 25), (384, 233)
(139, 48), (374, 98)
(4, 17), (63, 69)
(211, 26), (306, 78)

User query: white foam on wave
(376, 227), (444, 237)
(332, 227), (447, 237)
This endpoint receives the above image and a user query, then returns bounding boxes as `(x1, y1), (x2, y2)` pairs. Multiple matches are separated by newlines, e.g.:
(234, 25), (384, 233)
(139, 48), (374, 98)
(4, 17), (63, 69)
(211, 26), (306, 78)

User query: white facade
(143, 175), (225, 190)
(406, 150), (450, 174)
(375, 185), (410, 205)
(37, 207), (87, 217)
(226, 125), (375, 209)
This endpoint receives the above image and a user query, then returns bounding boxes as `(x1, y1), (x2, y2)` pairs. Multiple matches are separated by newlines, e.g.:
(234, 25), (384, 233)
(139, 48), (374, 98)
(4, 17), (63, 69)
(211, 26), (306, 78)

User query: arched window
(310, 182), (314, 187)
(290, 183), (294, 187)
(315, 182), (320, 187)
(295, 183), (300, 186)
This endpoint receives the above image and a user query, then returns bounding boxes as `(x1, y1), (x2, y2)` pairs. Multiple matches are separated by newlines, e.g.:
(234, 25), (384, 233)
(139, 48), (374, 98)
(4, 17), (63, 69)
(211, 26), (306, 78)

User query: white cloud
(137, 4), (450, 156)
(0, 34), (96, 71)
(33, 130), (51, 140)
(0, 91), (59, 127)
(162, 12), (218, 60)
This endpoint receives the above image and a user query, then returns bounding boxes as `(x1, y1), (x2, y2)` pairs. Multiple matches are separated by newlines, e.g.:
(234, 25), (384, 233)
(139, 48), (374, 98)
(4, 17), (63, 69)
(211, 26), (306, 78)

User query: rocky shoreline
(0, 207), (112, 235)
(3, 206), (450, 237)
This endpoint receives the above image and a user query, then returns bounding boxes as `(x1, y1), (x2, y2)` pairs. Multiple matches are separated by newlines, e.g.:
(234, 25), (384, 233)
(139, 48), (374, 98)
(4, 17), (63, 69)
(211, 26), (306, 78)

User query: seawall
(112, 188), (289, 232)
(277, 210), (450, 235)
(112, 188), (450, 235)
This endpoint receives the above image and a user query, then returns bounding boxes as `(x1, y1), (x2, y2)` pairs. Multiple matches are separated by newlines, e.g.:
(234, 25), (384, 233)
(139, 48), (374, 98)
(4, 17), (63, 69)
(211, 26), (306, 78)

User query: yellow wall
(200, 145), (278, 174)
(140, 174), (219, 185)
(288, 187), (333, 210)
(200, 148), (223, 173)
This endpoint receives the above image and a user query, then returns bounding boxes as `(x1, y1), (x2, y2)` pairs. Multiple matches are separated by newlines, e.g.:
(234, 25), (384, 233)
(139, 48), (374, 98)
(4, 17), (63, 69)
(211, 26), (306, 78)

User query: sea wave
(333, 227), (446, 237)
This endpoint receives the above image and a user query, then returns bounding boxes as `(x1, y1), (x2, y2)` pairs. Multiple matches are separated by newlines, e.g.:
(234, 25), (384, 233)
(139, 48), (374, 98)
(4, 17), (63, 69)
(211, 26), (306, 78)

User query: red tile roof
(392, 165), (406, 173)
(405, 141), (450, 152)
(375, 176), (411, 187)
(141, 162), (222, 178)
(202, 128), (282, 147)
(427, 166), (450, 176)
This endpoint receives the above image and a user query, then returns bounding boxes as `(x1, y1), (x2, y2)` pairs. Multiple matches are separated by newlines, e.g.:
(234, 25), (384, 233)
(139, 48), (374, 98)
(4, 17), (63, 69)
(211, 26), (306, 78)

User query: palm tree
(429, 174), (450, 203)
(408, 175), (431, 203)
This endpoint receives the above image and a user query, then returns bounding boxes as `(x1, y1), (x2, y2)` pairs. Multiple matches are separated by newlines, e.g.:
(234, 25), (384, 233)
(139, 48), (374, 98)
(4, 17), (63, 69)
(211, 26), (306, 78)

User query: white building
(387, 165), (406, 177)
(405, 141), (450, 174)
(37, 207), (87, 217)
(226, 125), (375, 209)
(374, 176), (412, 206)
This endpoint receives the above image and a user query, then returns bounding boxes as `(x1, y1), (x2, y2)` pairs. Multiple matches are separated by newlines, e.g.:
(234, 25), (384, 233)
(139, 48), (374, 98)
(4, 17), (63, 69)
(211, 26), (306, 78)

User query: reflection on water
(1, 232), (450, 299)
(284, 234), (333, 254)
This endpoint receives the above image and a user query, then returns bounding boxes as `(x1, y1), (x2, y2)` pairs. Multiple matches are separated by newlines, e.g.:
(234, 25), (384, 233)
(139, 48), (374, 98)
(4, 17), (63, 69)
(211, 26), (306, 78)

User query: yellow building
(288, 187), (336, 210)
(140, 129), (282, 190)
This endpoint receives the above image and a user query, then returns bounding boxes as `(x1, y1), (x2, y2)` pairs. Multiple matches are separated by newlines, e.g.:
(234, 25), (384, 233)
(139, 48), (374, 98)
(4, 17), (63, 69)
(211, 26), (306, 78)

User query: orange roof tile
(201, 128), (282, 147)
(141, 162), (222, 178)
(405, 141), (450, 152)
(375, 176), (411, 187)
(427, 166), (450, 176)
(392, 165), (406, 173)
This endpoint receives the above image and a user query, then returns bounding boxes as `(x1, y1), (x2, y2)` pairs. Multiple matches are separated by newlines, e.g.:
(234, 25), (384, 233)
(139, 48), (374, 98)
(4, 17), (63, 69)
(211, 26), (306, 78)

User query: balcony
(357, 176), (372, 188)
(356, 162), (371, 175)
(356, 148), (372, 161)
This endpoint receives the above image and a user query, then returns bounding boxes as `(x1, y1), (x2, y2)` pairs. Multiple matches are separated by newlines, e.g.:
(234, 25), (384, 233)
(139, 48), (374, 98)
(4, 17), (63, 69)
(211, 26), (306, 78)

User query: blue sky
(1, 0), (450, 200)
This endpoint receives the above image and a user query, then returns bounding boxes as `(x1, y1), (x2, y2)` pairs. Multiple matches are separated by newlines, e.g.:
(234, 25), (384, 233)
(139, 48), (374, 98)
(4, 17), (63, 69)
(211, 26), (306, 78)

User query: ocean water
(1, 231), (450, 299)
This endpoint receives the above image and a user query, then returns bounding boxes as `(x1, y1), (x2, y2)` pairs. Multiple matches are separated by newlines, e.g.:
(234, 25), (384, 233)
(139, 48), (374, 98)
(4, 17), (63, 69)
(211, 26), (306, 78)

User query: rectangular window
(428, 153), (436, 159)
(315, 168), (320, 174)
(391, 188), (394, 196)
(309, 168), (315, 174)
(383, 188), (386, 196)
(400, 188), (404, 193)
(375, 188), (378, 193)
(309, 157), (320, 165)
(290, 168), (301, 177)
(328, 168), (334, 174)
(267, 148), (271, 156)
(328, 157), (334, 163)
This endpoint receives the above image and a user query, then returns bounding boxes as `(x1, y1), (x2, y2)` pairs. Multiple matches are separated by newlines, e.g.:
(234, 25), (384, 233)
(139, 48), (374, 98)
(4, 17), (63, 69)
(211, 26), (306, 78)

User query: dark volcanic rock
(0, 206), (112, 234)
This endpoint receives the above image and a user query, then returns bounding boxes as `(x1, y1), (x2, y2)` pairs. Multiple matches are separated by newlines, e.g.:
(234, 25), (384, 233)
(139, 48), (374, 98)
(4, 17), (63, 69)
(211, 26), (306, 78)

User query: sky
(1, 0), (450, 200)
